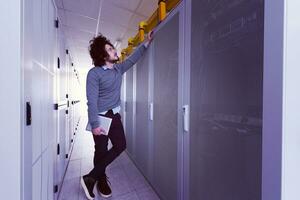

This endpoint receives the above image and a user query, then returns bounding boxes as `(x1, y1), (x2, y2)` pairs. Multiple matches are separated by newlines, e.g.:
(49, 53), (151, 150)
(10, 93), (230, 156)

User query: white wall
(0, 0), (22, 199)
(281, 0), (300, 199)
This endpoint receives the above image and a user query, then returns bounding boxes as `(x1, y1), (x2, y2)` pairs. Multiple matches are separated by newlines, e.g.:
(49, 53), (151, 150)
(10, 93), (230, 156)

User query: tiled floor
(58, 117), (160, 200)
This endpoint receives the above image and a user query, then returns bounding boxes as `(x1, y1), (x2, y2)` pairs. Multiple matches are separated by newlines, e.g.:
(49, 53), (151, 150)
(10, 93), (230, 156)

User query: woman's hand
(92, 127), (107, 136)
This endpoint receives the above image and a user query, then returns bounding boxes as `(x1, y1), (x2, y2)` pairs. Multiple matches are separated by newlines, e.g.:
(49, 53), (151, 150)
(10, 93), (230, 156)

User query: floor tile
(106, 165), (135, 197)
(65, 159), (81, 181)
(59, 177), (80, 200)
(123, 161), (151, 190)
(135, 186), (161, 200)
(59, 117), (160, 200)
(105, 191), (139, 200)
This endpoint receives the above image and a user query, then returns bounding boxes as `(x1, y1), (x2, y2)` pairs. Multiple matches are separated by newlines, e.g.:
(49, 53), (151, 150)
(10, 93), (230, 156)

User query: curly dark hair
(89, 34), (113, 67)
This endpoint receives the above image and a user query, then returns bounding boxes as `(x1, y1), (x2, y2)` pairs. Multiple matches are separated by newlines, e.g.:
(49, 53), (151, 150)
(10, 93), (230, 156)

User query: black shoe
(97, 175), (112, 198)
(81, 175), (96, 200)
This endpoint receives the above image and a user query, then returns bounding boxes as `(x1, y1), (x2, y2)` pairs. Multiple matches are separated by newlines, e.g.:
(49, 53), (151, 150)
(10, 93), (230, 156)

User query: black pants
(88, 110), (126, 180)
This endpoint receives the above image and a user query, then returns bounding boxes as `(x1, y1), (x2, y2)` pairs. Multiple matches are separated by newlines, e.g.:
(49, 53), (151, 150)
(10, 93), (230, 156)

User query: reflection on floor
(58, 117), (160, 200)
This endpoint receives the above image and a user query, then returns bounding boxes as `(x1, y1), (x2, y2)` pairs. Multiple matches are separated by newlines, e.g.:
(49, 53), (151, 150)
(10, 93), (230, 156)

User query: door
(188, 0), (264, 199)
(151, 8), (182, 200)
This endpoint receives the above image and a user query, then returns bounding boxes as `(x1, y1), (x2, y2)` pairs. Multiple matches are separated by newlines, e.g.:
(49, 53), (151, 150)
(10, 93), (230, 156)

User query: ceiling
(55, 0), (157, 69)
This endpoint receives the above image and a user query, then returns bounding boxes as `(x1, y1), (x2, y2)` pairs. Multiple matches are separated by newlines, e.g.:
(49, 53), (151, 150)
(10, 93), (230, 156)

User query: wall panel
(32, 0), (42, 63)
(42, 151), (49, 200)
(32, 64), (42, 163)
(32, 160), (42, 200)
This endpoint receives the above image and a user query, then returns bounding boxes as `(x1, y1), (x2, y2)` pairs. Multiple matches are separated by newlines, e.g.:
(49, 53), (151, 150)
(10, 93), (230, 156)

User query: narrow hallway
(3, 0), (300, 200)
(58, 117), (160, 200)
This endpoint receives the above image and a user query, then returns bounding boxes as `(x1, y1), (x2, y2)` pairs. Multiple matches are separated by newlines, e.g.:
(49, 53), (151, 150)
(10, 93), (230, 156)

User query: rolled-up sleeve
(86, 70), (100, 129)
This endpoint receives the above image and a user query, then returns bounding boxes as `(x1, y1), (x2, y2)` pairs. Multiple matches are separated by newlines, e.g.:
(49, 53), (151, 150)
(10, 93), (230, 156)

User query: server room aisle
(58, 117), (160, 200)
